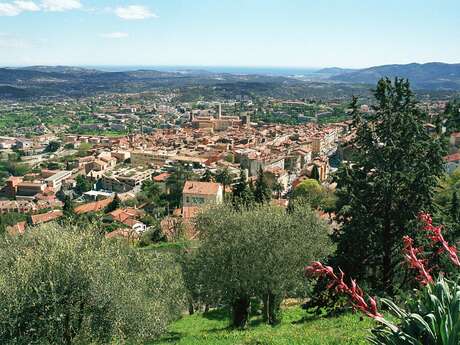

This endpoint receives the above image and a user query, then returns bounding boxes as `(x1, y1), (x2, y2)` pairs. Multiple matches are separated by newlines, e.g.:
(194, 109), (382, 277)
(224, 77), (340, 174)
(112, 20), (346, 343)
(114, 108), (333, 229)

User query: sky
(0, 0), (459, 68)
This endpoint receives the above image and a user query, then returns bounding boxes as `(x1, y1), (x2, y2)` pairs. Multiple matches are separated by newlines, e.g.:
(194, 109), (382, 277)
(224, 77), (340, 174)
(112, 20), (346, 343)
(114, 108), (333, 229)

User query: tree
(215, 167), (232, 197)
(311, 165), (320, 181)
(105, 194), (121, 213)
(201, 169), (214, 182)
(75, 175), (92, 195)
(191, 203), (332, 327)
(451, 191), (460, 222)
(272, 181), (284, 199)
(333, 78), (446, 293)
(62, 195), (75, 217)
(45, 141), (61, 153)
(166, 164), (195, 208)
(444, 100), (460, 134)
(254, 167), (271, 204)
(0, 224), (185, 344)
(291, 179), (325, 209)
(232, 169), (254, 207)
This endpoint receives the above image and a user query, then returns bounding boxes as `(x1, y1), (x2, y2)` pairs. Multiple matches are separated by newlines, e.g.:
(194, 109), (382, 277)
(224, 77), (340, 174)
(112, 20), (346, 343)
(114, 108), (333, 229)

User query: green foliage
(232, 170), (255, 208)
(74, 175), (92, 195)
(166, 164), (196, 208)
(104, 194), (121, 213)
(444, 100), (460, 134)
(45, 141), (61, 153)
(0, 224), (185, 345)
(291, 179), (325, 209)
(254, 167), (271, 204)
(201, 169), (214, 182)
(0, 212), (27, 235)
(0, 160), (30, 177)
(139, 216), (166, 247)
(311, 165), (320, 181)
(370, 277), (460, 345)
(333, 78), (446, 292)
(215, 167), (232, 196)
(190, 203), (333, 327)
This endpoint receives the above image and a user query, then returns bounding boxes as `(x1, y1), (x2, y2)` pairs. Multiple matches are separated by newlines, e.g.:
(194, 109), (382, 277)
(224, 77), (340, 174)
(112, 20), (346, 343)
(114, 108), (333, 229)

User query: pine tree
(333, 78), (446, 293)
(254, 166), (272, 204)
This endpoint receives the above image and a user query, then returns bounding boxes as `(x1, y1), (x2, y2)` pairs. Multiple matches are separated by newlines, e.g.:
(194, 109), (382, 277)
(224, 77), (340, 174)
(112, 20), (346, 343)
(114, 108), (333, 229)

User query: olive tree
(0, 223), (185, 345)
(191, 202), (333, 328)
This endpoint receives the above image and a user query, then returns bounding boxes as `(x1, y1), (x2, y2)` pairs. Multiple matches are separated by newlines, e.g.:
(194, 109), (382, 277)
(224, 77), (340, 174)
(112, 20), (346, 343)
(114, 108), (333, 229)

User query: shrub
(0, 223), (185, 345)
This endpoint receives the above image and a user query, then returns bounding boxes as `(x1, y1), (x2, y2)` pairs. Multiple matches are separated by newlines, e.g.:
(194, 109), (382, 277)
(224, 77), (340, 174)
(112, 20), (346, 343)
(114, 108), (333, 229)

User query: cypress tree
(451, 191), (460, 222)
(232, 169), (254, 207)
(333, 78), (446, 293)
(254, 166), (272, 204)
(311, 165), (320, 181)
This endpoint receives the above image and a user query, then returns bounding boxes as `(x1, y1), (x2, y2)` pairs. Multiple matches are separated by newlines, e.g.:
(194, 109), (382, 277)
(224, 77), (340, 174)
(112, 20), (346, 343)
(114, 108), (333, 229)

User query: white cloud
(14, 1), (40, 11)
(40, 0), (81, 12)
(100, 32), (129, 39)
(0, 0), (80, 16)
(0, 3), (23, 16)
(115, 5), (157, 20)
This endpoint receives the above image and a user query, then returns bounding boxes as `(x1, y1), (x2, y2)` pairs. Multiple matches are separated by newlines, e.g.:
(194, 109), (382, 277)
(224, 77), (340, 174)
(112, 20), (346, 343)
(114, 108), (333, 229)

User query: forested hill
(329, 62), (460, 90)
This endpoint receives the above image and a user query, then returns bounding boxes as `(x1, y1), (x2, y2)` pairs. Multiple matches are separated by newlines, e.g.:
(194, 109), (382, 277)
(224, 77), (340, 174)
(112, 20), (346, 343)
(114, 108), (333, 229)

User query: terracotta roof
(445, 153), (460, 162)
(182, 181), (222, 196)
(105, 229), (140, 240)
(7, 221), (26, 236)
(30, 210), (63, 225)
(74, 197), (113, 214)
(153, 172), (170, 182)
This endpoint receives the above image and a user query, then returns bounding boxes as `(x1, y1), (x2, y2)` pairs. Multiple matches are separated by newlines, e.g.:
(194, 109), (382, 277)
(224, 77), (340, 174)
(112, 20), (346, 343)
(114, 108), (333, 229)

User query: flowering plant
(306, 213), (460, 344)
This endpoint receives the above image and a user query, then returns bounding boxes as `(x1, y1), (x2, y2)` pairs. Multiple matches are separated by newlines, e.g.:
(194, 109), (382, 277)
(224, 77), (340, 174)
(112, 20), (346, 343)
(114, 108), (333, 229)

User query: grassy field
(149, 306), (375, 345)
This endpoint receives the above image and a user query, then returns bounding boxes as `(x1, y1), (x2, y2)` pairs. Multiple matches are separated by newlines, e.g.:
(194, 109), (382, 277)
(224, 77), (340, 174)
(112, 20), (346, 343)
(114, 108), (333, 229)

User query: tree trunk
(382, 207), (393, 294)
(188, 300), (194, 315)
(231, 295), (250, 329)
(262, 292), (281, 325)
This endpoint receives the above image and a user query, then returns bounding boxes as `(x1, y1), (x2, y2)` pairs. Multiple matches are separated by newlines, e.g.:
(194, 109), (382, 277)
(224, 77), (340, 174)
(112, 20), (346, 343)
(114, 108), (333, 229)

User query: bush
(0, 223), (185, 344)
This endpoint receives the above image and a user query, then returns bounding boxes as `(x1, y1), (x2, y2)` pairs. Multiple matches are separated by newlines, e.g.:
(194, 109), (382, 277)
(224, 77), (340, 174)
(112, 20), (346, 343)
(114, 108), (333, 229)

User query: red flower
(305, 262), (382, 319)
(402, 235), (433, 285)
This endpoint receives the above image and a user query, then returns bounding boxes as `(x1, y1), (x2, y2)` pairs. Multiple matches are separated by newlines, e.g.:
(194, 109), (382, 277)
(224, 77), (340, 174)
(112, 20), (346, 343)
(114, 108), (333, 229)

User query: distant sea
(83, 65), (320, 76)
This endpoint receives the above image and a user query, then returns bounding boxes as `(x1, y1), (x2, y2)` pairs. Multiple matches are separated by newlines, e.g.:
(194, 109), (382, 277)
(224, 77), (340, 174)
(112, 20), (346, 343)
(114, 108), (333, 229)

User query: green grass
(148, 306), (375, 345)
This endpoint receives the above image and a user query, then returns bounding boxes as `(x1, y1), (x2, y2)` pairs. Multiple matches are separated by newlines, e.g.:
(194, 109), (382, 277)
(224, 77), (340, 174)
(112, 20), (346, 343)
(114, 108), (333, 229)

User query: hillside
(150, 306), (373, 345)
(330, 62), (460, 90)
(0, 66), (370, 101)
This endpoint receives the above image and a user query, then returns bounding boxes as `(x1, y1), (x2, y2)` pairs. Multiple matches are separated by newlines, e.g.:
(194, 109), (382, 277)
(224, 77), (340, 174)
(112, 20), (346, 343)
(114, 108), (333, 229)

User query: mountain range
(327, 62), (460, 90)
(0, 62), (459, 100)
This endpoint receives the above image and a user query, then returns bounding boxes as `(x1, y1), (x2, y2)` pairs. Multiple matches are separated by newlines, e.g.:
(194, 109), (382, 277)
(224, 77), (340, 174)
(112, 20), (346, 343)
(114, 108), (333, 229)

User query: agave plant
(370, 277), (460, 345)
(306, 213), (460, 345)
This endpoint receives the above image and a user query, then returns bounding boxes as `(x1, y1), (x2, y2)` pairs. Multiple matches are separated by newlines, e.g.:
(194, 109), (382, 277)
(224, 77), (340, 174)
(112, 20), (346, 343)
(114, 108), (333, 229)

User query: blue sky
(0, 0), (459, 68)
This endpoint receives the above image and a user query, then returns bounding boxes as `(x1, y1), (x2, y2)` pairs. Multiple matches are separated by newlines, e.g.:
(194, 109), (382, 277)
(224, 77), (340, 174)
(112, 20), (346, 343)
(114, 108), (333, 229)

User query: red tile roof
(30, 210), (63, 225)
(182, 181), (221, 196)
(153, 172), (171, 182)
(74, 197), (113, 215)
(7, 221), (26, 236)
(445, 153), (460, 162)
